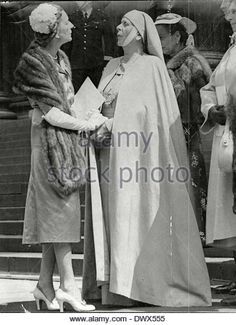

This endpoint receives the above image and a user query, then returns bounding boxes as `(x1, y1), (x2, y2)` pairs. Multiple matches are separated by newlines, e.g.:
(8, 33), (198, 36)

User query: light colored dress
(23, 57), (81, 244)
(82, 55), (211, 307)
(201, 44), (236, 248)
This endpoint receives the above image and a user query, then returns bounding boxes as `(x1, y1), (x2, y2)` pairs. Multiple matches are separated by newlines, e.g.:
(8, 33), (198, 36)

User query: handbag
(218, 119), (233, 172)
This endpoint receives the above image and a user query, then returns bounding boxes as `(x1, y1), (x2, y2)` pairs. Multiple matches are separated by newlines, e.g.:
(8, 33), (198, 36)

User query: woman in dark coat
(155, 13), (212, 243)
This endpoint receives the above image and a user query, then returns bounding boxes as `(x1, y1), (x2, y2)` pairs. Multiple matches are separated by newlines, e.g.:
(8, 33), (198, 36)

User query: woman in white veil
(82, 10), (211, 307)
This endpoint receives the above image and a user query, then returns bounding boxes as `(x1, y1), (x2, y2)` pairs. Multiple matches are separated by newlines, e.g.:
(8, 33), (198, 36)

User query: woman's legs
(38, 243), (56, 301)
(54, 243), (81, 298)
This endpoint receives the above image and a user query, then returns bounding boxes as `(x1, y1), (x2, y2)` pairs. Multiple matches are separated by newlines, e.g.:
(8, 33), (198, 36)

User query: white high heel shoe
(32, 286), (60, 311)
(56, 288), (95, 312)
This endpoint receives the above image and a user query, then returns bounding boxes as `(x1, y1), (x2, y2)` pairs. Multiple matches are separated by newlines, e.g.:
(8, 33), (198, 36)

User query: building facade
(0, 0), (232, 276)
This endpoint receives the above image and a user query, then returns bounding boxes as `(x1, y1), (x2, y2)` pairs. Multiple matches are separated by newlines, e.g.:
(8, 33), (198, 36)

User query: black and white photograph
(0, 0), (236, 323)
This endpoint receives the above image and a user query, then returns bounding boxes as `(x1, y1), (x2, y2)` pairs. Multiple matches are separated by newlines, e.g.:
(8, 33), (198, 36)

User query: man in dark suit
(67, 1), (115, 92)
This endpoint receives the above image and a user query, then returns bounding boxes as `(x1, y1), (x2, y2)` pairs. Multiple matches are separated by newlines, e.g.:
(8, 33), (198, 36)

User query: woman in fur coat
(155, 13), (212, 243)
(13, 3), (106, 312)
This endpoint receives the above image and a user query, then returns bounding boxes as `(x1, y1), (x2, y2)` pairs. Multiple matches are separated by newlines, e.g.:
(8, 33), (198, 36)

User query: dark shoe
(221, 296), (236, 306)
(213, 282), (236, 293)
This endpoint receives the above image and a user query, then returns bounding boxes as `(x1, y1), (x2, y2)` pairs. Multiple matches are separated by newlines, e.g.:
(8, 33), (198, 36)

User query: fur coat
(166, 46), (212, 234)
(166, 46), (212, 126)
(13, 42), (86, 196)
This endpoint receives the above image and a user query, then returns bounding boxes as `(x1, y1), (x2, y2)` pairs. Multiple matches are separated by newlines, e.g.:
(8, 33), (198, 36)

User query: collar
(166, 46), (196, 70)
(82, 7), (93, 18)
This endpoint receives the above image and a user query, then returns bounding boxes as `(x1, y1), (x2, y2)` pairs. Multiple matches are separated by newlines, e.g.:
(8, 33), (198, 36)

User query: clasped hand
(90, 122), (111, 143)
(208, 105), (226, 125)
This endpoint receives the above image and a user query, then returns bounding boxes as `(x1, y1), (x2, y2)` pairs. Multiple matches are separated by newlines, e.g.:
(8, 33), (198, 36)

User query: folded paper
(71, 77), (105, 120)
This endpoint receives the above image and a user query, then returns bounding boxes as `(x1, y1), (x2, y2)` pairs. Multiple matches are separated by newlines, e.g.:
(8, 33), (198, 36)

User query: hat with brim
(155, 13), (197, 34)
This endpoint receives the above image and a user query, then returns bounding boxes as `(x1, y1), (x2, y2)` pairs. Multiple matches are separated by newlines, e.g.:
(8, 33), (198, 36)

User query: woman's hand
(208, 105), (226, 125)
(90, 121), (111, 142)
(43, 107), (107, 132)
(87, 111), (108, 129)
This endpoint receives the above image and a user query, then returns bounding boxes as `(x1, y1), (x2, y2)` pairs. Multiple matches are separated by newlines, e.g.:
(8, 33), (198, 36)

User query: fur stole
(166, 46), (212, 126)
(167, 46), (211, 79)
(165, 46), (211, 104)
(13, 42), (86, 196)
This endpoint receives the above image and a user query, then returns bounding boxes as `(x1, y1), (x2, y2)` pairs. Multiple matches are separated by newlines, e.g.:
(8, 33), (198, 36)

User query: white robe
(201, 44), (236, 248)
(82, 54), (211, 307)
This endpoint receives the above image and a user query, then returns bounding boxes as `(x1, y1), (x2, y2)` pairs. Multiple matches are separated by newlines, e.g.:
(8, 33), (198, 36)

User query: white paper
(71, 77), (105, 120)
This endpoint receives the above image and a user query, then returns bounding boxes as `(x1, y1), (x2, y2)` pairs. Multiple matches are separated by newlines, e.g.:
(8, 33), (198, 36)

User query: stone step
(0, 252), (83, 276)
(0, 155), (31, 165)
(0, 139), (31, 149)
(0, 125), (31, 136)
(0, 253), (234, 280)
(0, 183), (28, 195)
(0, 164), (31, 175)
(0, 132), (30, 142)
(206, 257), (235, 281)
(0, 148), (31, 158)
(0, 272), (82, 283)
(0, 173), (29, 183)
(0, 207), (25, 221)
(0, 235), (84, 254)
(204, 247), (234, 258)
(0, 219), (85, 236)
(0, 220), (23, 235)
(0, 194), (27, 207)
(0, 119), (31, 131)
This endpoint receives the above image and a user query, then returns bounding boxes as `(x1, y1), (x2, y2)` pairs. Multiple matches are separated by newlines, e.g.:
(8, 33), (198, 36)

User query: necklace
(52, 54), (59, 62)
(46, 51), (59, 62)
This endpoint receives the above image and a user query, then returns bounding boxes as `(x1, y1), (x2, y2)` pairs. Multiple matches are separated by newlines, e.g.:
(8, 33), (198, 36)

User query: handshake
(43, 106), (108, 132)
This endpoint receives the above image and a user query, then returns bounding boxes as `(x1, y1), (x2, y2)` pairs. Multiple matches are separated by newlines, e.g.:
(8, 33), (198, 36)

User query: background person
(200, 0), (236, 304)
(82, 9), (211, 307)
(65, 1), (115, 91)
(13, 3), (106, 312)
(155, 13), (212, 245)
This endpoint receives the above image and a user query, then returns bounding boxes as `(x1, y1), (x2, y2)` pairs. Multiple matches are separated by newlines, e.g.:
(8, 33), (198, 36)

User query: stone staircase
(0, 119), (83, 276)
(0, 118), (236, 282)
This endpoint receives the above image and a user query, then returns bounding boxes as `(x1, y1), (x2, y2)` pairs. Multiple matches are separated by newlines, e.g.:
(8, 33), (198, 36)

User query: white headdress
(124, 10), (164, 61)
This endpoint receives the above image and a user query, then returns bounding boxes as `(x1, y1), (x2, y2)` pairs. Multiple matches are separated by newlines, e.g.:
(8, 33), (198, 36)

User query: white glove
(86, 109), (107, 124)
(43, 107), (107, 132)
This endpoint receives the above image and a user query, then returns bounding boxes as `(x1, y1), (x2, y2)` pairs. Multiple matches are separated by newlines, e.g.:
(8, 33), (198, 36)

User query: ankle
(38, 280), (54, 290)
(60, 284), (81, 298)
(37, 282), (55, 300)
